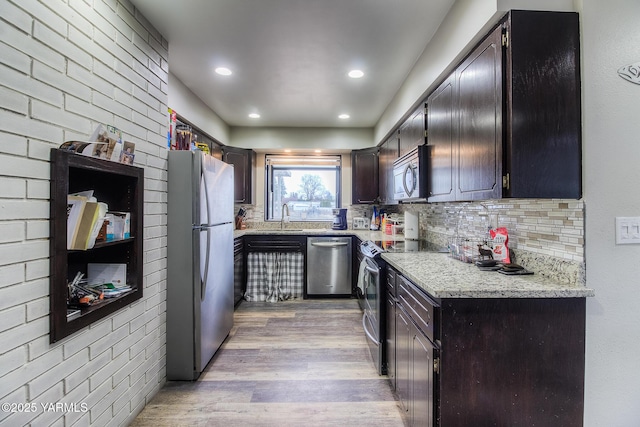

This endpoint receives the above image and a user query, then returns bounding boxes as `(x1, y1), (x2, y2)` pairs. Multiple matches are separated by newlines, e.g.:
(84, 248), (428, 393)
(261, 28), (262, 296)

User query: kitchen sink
(277, 228), (329, 232)
(275, 228), (333, 233)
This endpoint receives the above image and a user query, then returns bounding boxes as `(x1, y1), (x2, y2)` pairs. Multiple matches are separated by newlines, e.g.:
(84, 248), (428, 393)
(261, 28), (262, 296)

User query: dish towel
(356, 258), (367, 295)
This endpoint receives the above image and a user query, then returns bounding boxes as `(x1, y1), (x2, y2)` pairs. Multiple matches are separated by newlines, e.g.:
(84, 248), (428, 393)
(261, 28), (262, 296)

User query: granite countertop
(382, 251), (595, 299)
(233, 228), (594, 299)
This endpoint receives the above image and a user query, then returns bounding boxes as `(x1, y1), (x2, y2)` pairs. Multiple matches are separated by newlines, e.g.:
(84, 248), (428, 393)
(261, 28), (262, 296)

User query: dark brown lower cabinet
(395, 305), (411, 410)
(395, 306), (411, 413)
(387, 269), (586, 427)
(233, 237), (244, 307)
(395, 305), (435, 427)
(385, 268), (397, 387)
(412, 328), (435, 427)
(386, 292), (397, 388)
(393, 274), (437, 427)
(438, 298), (585, 426)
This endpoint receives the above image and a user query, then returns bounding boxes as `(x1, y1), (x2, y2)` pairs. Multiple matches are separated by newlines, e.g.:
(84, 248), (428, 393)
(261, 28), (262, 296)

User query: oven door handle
(362, 312), (379, 347)
(364, 265), (379, 276)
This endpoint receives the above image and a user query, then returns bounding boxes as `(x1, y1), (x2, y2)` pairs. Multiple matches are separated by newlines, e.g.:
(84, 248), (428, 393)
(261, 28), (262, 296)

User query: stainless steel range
(357, 239), (447, 375)
(358, 240), (386, 375)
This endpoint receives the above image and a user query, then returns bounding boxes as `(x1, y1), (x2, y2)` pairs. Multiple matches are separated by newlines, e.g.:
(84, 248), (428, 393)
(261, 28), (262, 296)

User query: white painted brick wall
(0, 0), (168, 425)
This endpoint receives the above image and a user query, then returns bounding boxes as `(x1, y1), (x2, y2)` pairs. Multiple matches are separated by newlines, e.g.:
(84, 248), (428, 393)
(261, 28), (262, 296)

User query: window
(266, 155), (341, 221)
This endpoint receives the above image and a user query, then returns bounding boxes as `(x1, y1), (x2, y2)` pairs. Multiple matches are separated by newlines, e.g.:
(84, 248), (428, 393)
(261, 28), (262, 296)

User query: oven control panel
(360, 240), (384, 258)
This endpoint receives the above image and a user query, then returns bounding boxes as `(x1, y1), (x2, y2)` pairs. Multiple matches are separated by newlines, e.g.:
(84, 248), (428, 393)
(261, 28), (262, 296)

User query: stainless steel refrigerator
(167, 150), (234, 380)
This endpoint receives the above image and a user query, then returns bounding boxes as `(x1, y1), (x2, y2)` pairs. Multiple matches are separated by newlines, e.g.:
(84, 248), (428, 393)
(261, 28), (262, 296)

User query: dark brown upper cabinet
(503, 10), (581, 199)
(427, 10), (581, 202)
(399, 105), (427, 158)
(222, 146), (255, 204)
(351, 146), (379, 204)
(455, 23), (504, 201)
(379, 132), (399, 205)
(426, 74), (456, 202)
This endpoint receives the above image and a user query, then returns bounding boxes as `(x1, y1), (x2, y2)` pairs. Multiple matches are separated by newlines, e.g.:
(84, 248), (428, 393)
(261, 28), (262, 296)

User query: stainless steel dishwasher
(307, 237), (352, 296)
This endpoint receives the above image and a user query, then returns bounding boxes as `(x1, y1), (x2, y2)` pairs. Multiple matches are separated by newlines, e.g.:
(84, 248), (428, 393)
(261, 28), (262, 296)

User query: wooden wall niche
(49, 149), (143, 342)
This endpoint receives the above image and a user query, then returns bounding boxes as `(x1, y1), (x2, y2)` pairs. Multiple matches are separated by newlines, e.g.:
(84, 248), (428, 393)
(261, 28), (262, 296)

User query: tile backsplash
(235, 203), (371, 230)
(236, 198), (586, 286)
(396, 199), (585, 285)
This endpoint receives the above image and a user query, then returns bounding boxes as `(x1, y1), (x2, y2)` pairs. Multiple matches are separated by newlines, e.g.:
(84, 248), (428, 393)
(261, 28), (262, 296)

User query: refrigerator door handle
(200, 154), (212, 301)
(201, 154), (212, 226)
(201, 227), (211, 300)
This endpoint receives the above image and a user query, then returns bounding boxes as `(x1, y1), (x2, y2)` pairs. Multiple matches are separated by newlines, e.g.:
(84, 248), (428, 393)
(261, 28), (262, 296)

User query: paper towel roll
(404, 211), (419, 240)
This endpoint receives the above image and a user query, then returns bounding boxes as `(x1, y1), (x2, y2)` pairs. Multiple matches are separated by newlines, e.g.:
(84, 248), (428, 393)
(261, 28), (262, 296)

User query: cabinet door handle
(364, 265), (380, 276)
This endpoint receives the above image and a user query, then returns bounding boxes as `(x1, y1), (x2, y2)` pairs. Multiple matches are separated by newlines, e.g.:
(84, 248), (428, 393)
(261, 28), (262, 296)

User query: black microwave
(393, 145), (428, 201)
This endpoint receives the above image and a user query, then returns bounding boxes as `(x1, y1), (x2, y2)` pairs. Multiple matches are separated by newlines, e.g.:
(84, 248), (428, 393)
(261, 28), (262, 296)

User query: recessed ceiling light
(314, 149), (322, 153)
(248, 113), (260, 119)
(284, 149), (292, 153)
(338, 114), (350, 120)
(348, 69), (364, 79)
(215, 67), (232, 76)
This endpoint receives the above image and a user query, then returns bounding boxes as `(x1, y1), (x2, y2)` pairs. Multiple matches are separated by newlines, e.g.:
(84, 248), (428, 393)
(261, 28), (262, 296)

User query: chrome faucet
(280, 203), (289, 230)
(280, 203), (290, 229)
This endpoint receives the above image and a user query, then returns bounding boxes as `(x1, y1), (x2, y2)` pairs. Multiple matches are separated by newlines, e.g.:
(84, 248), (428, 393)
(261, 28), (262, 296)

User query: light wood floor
(131, 299), (407, 427)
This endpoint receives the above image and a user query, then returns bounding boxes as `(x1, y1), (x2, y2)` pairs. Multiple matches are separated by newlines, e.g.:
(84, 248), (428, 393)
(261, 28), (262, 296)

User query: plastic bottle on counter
(376, 209), (383, 230)
(370, 207), (378, 230)
(385, 216), (393, 235)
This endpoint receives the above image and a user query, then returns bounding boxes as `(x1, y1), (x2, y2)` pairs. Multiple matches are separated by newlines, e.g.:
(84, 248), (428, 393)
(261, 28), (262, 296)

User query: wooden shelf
(49, 149), (144, 343)
(68, 237), (135, 252)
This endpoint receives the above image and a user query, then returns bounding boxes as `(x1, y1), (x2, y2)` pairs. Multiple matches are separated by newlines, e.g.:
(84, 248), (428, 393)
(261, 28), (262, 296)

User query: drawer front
(397, 275), (437, 342)
(386, 268), (397, 297)
(245, 235), (306, 252)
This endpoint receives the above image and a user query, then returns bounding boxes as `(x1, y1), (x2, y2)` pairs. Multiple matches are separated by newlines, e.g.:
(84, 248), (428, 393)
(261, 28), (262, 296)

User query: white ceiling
(129, 0), (455, 128)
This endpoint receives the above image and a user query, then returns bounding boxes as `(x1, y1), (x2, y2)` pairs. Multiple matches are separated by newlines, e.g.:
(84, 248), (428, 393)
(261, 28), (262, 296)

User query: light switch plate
(615, 217), (640, 245)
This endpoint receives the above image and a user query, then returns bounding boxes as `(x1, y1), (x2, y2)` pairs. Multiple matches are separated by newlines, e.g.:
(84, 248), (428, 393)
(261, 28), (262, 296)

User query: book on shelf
(70, 201), (100, 250)
(67, 192), (108, 250)
(67, 195), (86, 250)
(86, 202), (107, 249)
